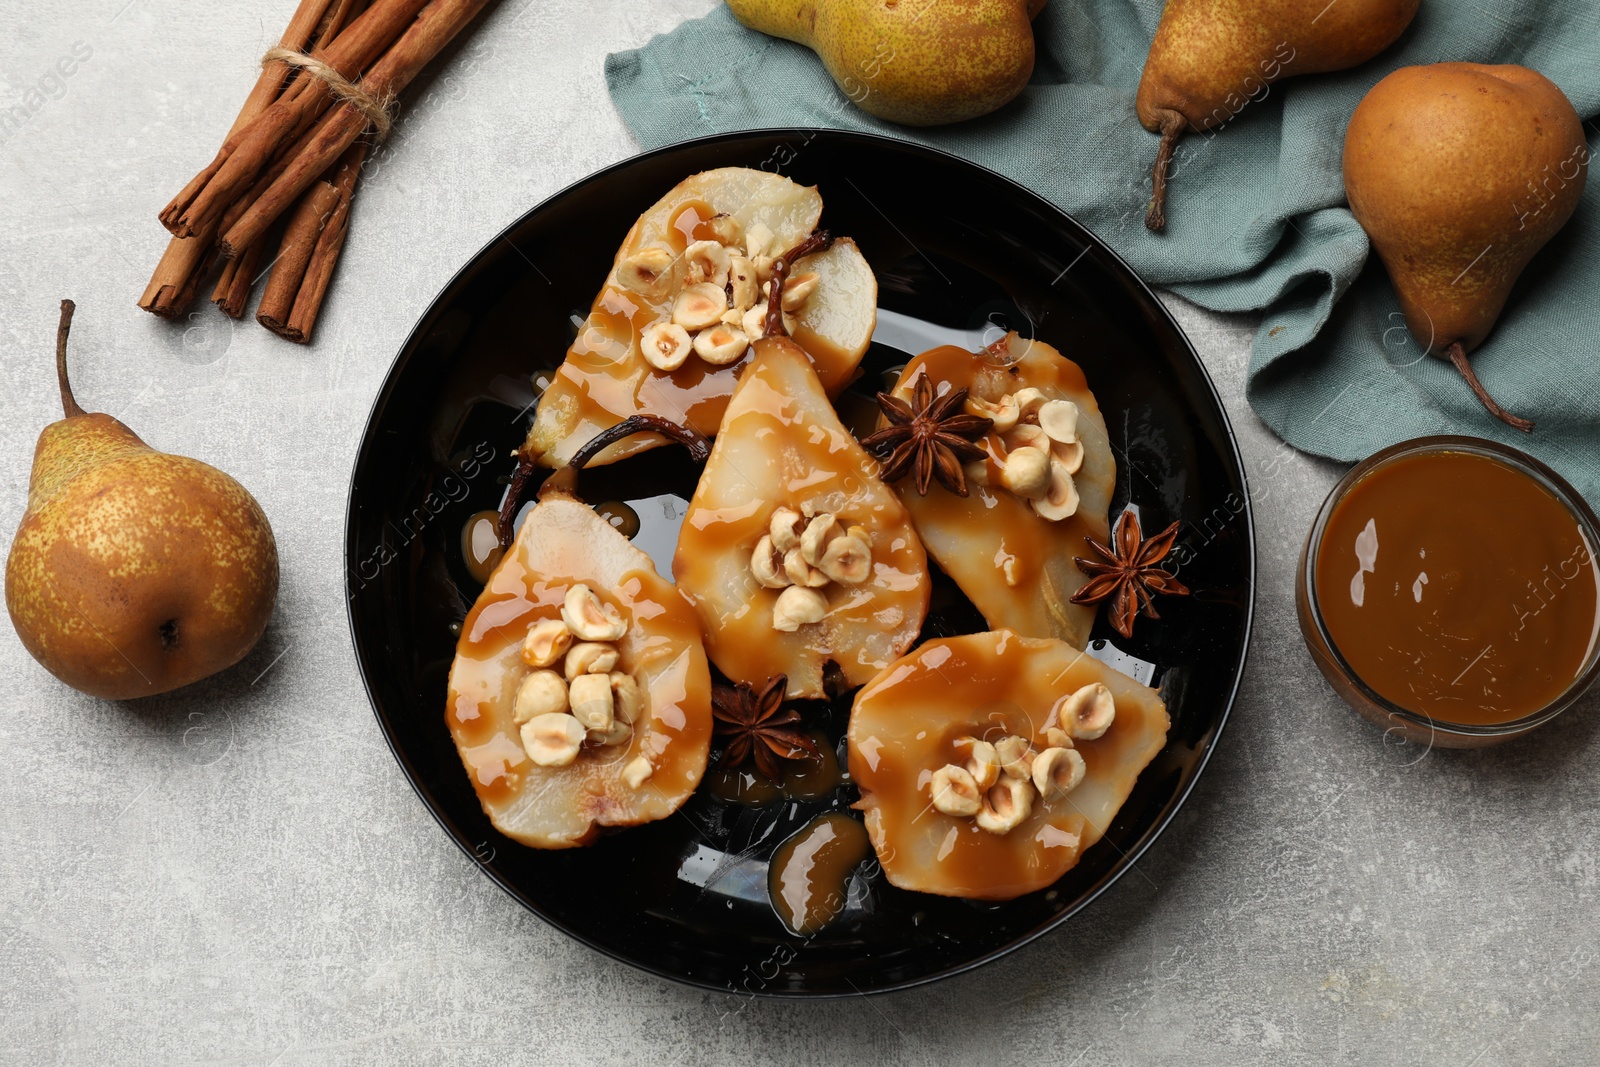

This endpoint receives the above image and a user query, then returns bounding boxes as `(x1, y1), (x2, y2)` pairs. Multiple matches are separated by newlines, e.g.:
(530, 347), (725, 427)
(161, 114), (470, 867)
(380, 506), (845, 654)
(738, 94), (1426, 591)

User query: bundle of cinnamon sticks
(140, 0), (492, 342)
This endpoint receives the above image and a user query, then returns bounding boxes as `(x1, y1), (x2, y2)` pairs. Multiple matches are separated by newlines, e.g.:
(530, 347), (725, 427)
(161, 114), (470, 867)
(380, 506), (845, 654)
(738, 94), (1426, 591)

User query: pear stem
(56, 299), (85, 419)
(496, 415), (713, 548)
(1446, 341), (1534, 434)
(1145, 110), (1186, 233)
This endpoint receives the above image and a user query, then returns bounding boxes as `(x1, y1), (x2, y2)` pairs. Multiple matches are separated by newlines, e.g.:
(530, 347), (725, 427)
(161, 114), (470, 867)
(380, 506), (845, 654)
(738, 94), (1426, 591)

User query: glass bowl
(1297, 435), (1600, 748)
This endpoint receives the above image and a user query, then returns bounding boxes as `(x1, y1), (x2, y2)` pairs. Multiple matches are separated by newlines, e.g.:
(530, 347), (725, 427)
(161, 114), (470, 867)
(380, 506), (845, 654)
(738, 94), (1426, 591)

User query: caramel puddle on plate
(885, 333), (1116, 649)
(768, 812), (873, 935)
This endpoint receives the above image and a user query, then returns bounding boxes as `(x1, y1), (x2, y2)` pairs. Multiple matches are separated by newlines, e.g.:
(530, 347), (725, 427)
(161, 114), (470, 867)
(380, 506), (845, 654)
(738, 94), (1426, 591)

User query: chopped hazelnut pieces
(640, 322), (691, 372)
(929, 764), (982, 817)
(623, 755), (654, 789)
(751, 509), (875, 629)
(1032, 746), (1086, 799)
(562, 583), (628, 642)
(709, 212), (743, 247)
(521, 713), (586, 767)
(728, 253), (760, 311)
(976, 775), (1035, 835)
(1061, 683), (1116, 740)
(780, 272), (819, 311)
(521, 618), (574, 669)
(609, 672), (644, 724)
(772, 586), (829, 632)
(1045, 727), (1073, 750)
(513, 669), (568, 724)
(966, 388), (1087, 523)
(745, 221), (773, 260)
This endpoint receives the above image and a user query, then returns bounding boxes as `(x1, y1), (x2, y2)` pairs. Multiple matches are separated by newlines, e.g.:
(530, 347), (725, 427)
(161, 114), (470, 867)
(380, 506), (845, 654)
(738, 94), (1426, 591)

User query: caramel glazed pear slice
(674, 338), (931, 702)
(882, 333), (1115, 649)
(446, 465), (712, 849)
(848, 630), (1170, 901)
(524, 166), (878, 469)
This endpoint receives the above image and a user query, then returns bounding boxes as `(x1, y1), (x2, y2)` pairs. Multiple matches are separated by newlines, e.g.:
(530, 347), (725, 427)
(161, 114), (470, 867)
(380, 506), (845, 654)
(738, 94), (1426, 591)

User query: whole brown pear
(1137, 0), (1420, 231)
(1345, 64), (1588, 433)
(725, 0), (1046, 126)
(6, 302), (279, 699)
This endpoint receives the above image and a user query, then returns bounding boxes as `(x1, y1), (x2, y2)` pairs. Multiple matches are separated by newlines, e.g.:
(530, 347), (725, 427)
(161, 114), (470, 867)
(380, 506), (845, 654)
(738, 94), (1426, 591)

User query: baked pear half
(848, 630), (1169, 901)
(674, 336), (930, 701)
(876, 333), (1115, 648)
(446, 478), (712, 849)
(524, 167), (877, 469)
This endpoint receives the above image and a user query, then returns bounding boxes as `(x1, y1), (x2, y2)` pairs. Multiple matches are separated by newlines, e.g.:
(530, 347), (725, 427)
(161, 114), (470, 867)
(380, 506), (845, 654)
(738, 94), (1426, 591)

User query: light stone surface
(2, 2), (1597, 1064)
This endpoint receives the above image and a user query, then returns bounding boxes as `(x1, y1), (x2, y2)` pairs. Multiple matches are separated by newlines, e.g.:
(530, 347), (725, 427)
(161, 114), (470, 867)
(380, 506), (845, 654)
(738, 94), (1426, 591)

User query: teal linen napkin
(606, 2), (1600, 499)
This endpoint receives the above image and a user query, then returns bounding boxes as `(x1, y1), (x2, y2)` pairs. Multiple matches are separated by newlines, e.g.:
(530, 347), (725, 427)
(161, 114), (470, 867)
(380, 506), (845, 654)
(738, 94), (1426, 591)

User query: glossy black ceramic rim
(345, 128), (1256, 997)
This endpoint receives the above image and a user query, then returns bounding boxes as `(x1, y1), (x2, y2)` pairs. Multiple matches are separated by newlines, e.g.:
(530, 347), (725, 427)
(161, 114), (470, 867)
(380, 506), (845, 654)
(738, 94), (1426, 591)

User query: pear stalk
(1445, 342), (1534, 434)
(1145, 111), (1185, 233)
(55, 300), (85, 419)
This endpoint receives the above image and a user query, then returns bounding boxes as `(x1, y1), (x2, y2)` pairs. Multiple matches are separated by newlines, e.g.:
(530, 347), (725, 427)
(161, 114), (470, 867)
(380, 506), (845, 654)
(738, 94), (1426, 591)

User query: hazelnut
(783, 547), (829, 588)
(728, 253), (759, 311)
(744, 221), (773, 260)
(709, 212), (743, 247)
(1061, 683), (1115, 740)
(929, 764), (982, 817)
(615, 247), (675, 298)
(672, 282), (728, 331)
(622, 755), (654, 789)
(684, 240), (730, 288)
(976, 776), (1035, 835)
(692, 324), (750, 366)
(1011, 387), (1049, 416)
(1032, 746), (1086, 799)
(780, 271), (819, 311)
(513, 669), (568, 724)
(799, 513), (840, 567)
(750, 534), (791, 590)
(817, 530), (872, 585)
(999, 445), (1051, 500)
(564, 641), (619, 680)
(520, 713), (585, 767)
(952, 737), (1001, 790)
(1032, 457), (1081, 522)
(609, 671), (644, 725)
(966, 394), (1019, 433)
(521, 617), (573, 669)
(1037, 399), (1080, 445)
(588, 718), (633, 747)
(640, 321), (691, 372)
(561, 583), (628, 642)
(769, 507), (804, 552)
(994, 735), (1035, 780)
(1045, 727), (1074, 750)
(568, 673), (615, 732)
(772, 585), (828, 632)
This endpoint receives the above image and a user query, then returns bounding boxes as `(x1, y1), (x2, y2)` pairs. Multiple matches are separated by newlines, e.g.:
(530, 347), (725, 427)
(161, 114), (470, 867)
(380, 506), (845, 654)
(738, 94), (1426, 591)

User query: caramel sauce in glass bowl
(1299, 437), (1600, 745)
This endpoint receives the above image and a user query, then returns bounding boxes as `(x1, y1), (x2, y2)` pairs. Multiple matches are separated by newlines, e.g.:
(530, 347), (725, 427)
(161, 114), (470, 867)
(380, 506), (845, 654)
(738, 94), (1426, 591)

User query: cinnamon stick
(272, 142), (368, 342)
(161, 0), (431, 240)
(140, 0), (359, 317)
(212, 236), (271, 318)
(222, 0), (492, 257)
(257, 141), (367, 339)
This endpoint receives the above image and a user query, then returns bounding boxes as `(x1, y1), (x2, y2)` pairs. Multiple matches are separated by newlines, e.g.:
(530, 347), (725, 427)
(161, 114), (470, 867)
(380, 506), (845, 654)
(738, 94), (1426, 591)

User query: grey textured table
(3, 3), (1597, 1064)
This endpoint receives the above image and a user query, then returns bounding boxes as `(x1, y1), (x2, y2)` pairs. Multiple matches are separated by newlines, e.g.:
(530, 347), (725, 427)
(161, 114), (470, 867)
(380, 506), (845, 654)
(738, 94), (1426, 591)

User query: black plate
(345, 130), (1254, 997)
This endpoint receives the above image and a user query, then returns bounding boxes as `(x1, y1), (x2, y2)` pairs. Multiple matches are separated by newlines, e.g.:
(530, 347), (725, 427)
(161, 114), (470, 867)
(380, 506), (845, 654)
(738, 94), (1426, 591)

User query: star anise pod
(711, 675), (822, 780)
(859, 374), (993, 497)
(1070, 510), (1191, 639)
